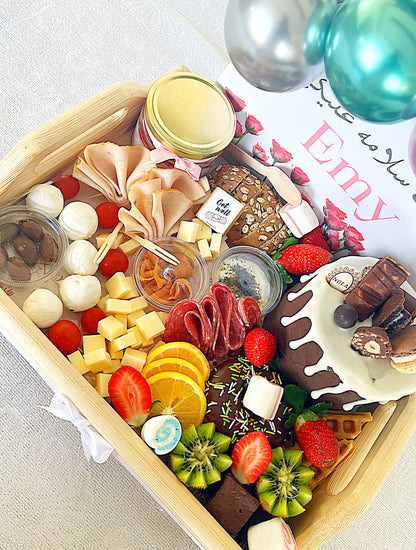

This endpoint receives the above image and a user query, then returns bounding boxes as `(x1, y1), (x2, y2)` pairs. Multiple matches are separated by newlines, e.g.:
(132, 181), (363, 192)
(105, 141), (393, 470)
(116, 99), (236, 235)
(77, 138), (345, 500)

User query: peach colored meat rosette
(73, 142), (210, 238)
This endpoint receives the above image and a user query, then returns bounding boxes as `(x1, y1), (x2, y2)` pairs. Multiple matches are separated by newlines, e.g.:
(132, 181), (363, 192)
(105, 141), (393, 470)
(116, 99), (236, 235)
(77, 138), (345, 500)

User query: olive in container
(212, 246), (283, 316)
(133, 237), (209, 312)
(0, 205), (68, 287)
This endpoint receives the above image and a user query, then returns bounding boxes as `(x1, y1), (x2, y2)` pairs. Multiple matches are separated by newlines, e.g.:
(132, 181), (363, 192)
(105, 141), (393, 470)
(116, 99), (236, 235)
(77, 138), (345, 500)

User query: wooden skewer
(127, 233), (180, 266)
(325, 400), (397, 496)
(93, 221), (123, 264)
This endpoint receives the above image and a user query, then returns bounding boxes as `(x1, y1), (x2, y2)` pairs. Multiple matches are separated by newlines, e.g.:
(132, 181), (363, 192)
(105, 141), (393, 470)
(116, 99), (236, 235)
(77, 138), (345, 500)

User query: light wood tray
(0, 71), (415, 550)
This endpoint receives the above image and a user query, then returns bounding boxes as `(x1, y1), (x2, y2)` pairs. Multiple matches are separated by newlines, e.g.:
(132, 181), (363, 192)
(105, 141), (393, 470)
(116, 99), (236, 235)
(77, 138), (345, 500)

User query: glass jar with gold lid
(132, 72), (236, 177)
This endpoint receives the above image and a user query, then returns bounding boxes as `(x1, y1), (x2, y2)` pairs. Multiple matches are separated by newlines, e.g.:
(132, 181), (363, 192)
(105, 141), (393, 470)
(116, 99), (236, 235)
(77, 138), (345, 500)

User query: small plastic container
(133, 237), (209, 312)
(212, 246), (283, 315)
(0, 205), (68, 288)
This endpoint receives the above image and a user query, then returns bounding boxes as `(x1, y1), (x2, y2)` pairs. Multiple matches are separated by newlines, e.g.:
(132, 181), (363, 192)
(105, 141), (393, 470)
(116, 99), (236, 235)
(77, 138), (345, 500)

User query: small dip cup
(0, 205), (68, 288)
(212, 246), (283, 315)
(133, 237), (209, 312)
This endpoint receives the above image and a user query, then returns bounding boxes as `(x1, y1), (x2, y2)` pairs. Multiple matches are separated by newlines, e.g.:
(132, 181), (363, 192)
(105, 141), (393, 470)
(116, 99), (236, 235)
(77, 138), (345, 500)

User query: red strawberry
(244, 328), (277, 367)
(108, 365), (152, 427)
(299, 227), (330, 251)
(276, 244), (332, 274)
(231, 432), (272, 484)
(294, 410), (339, 468)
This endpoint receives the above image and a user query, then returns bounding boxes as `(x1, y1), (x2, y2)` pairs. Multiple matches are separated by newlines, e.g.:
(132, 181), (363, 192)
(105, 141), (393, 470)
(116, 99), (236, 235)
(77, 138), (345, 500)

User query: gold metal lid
(145, 72), (236, 160)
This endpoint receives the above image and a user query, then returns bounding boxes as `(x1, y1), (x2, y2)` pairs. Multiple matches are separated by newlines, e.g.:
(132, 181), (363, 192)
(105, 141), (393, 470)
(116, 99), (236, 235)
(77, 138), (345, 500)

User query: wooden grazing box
(0, 70), (415, 550)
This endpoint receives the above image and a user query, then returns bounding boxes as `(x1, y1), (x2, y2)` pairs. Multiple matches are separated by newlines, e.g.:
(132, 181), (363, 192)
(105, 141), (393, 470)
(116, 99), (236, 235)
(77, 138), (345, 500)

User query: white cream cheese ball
(22, 288), (63, 328)
(64, 239), (98, 275)
(26, 182), (64, 218)
(58, 202), (98, 240)
(59, 274), (101, 311)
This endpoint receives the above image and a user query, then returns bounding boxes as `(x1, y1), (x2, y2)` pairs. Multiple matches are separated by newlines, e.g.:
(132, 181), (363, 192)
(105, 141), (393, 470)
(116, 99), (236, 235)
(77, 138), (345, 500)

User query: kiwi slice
(257, 447), (314, 517)
(170, 423), (233, 488)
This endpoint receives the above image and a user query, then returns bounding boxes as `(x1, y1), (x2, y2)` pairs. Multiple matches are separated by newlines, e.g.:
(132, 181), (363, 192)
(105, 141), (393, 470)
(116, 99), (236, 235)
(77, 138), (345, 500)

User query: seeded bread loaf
(209, 164), (292, 254)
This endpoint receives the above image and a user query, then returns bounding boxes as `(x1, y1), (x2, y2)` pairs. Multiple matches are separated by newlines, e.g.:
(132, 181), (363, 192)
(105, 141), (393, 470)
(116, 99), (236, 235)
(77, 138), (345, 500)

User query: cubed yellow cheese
(197, 238), (212, 260)
(68, 350), (89, 375)
(112, 331), (138, 352)
(128, 296), (148, 313)
(136, 311), (165, 341)
(209, 233), (223, 258)
(114, 313), (128, 332)
(96, 293), (110, 311)
(177, 220), (199, 243)
(127, 309), (146, 328)
(97, 315), (125, 341)
(121, 348), (147, 371)
(95, 373), (113, 397)
(141, 336), (155, 348)
(105, 272), (132, 299)
(157, 311), (169, 324)
(123, 276), (140, 299)
(107, 339), (124, 359)
(220, 238), (229, 253)
(102, 359), (121, 374)
(84, 348), (112, 373)
(126, 326), (144, 349)
(96, 232), (123, 249)
(104, 298), (131, 315)
(192, 218), (212, 242)
(83, 334), (106, 355)
(118, 238), (141, 256)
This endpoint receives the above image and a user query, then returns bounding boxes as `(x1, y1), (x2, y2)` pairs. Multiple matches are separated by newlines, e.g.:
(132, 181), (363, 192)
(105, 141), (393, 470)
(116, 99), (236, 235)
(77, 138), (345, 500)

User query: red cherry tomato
(53, 175), (80, 200)
(99, 249), (129, 277)
(95, 202), (121, 229)
(48, 320), (81, 355)
(81, 308), (106, 334)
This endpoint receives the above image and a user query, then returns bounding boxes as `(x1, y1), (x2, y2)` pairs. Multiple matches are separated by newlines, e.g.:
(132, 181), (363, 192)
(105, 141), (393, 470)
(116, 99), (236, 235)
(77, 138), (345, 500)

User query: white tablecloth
(0, 1), (415, 548)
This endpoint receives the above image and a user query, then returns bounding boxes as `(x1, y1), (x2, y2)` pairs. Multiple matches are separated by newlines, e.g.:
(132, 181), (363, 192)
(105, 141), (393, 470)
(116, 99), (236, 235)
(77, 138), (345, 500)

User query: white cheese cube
(177, 220), (199, 243)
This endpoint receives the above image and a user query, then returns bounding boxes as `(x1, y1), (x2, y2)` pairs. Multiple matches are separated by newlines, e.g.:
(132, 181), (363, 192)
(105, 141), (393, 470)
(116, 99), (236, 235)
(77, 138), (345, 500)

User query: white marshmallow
(64, 239), (98, 275)
(26, 182), (64, 218)
(248, 517), (297, 550)
(22, 288), (63, 328)
(58, 202), (98, 240)
(243, 375), (283, 420)
(59, 274), (101, 311)
(280, 200), (319, 238)
(141, 415), (182, 455)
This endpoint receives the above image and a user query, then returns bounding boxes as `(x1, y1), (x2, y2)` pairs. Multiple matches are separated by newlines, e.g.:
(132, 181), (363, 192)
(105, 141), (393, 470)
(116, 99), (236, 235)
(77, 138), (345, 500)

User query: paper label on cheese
(196, 187), (244, 234)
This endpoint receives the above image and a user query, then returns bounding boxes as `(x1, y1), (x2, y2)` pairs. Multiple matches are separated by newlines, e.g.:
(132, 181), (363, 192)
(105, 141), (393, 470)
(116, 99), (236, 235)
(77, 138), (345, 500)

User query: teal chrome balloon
(324, 0), (416, 123)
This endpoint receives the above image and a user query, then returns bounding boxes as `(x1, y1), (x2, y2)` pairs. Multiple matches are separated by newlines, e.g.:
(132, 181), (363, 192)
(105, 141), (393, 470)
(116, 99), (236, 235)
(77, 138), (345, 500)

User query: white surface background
(0, 1), (415, 549)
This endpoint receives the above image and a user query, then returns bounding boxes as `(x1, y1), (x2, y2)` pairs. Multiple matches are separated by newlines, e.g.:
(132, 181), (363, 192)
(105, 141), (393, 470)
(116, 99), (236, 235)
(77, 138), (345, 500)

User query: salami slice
(162, 299), (199, 345)
(184, 303), (212, 357)
(211, 282), (246, 351)
(201, 295), (228, 359)
(237, 296), (263, 333)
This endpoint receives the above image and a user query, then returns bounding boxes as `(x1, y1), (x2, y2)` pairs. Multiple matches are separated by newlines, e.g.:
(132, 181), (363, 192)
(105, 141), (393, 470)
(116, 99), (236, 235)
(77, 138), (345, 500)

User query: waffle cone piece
(323, 410), (373, 440)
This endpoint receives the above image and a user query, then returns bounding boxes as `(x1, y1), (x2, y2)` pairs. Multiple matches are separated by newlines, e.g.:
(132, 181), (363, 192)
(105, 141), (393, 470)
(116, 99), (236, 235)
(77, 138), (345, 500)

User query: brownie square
(206, 473), (260, 538)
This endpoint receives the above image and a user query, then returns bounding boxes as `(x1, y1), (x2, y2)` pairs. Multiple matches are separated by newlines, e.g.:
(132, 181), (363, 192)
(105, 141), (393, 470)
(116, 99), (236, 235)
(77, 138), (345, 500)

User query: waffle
(284, 440), (356, 490)
(323, 411), (373, 440)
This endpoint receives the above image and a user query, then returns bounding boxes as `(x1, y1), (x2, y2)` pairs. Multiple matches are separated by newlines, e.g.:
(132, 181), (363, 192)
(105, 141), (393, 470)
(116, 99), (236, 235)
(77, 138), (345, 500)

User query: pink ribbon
(150, 145), (201, 180)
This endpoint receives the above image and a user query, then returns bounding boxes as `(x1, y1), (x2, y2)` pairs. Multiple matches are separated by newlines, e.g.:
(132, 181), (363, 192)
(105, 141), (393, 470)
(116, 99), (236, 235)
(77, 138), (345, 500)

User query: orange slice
(141, 358), (205, 388)
(146, 371), (206, 430)
(146, 341), (210, 382)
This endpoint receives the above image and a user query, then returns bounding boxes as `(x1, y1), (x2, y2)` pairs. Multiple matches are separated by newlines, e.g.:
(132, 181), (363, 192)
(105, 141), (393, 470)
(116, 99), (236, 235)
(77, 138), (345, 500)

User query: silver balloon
(224, 0), (337, 92)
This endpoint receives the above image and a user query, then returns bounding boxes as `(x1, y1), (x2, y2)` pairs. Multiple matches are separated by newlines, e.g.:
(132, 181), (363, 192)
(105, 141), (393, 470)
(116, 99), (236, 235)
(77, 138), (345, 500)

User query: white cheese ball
(59, 274), (101, 312)
(64, 239), (98, 275)
(26, 182), (64, 218)
(22, 288), (63, 328)
(58, 202), (98, 241)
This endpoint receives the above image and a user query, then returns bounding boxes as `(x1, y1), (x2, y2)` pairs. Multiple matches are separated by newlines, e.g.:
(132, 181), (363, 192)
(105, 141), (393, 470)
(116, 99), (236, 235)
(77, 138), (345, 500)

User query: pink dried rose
(324, 199), (348, 230)
(234, 120), (243, 138)
(245, 114), (263, 135)
(301, 192), (313, 208)
(344, 225), (365, 252)
(252, 142), (269, 162)
(325, 229), (342, 251)
(291, 166), (310, 184)
(225, 87), (246, 112)
(270, 139), (293, 163)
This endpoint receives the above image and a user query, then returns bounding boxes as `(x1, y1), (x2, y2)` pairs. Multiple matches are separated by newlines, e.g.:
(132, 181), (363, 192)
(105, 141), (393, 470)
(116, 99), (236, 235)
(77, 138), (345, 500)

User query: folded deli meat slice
(73, 143), (152, 206)
(163, 283), (263, 359)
